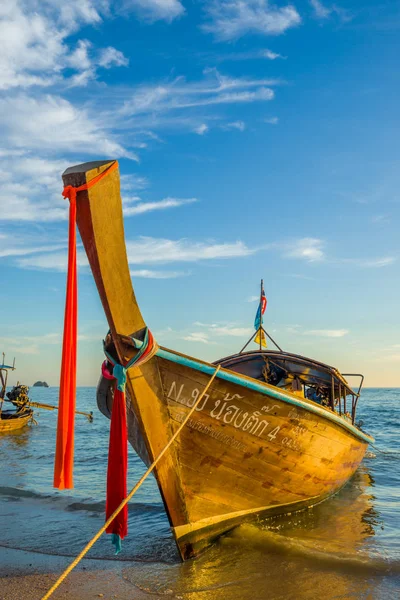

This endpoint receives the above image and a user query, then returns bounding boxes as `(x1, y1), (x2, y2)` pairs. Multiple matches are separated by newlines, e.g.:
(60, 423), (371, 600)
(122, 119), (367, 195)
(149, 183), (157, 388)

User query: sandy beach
(0, 547), (163, 600)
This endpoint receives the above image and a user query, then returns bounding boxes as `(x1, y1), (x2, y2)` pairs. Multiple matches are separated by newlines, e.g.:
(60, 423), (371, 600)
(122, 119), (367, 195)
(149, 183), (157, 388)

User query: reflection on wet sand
(123, 466), (399, 600)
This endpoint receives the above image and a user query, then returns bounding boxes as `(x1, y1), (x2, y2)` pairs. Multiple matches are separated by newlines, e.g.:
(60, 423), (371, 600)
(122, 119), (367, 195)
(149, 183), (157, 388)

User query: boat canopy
(214, 350), (364, 422)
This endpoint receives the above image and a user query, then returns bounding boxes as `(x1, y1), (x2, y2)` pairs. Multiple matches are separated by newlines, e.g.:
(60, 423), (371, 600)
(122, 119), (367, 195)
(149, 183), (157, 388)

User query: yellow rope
(41, 365), (221, 600)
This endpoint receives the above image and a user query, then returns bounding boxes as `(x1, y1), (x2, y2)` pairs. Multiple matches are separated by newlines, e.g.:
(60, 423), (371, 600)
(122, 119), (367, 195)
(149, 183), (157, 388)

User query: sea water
(0, 387), (399, 599)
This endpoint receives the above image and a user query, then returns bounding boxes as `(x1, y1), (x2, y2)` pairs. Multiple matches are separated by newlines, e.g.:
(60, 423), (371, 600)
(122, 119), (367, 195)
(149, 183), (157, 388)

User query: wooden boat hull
(0, 410), (32, 433)
(65, 160), (373, 561)
(98, 346), (371, 559)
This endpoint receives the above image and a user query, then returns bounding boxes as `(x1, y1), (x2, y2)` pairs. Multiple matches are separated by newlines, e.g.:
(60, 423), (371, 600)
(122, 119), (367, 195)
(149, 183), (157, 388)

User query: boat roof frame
(215, 349), (363, 398)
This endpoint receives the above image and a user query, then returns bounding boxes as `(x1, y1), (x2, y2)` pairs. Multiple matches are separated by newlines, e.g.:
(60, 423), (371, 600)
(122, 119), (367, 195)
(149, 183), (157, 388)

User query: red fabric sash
(54, 162), (117, 490)
(105, 386), (128, 543)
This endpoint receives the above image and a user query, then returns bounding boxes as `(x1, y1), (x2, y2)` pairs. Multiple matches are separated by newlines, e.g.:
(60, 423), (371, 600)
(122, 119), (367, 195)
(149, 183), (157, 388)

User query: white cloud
(98, 46), (129, 69)
(0, 95), (132, 158)
(309, 0), (331, 18)
(194, 124), (209, 135)
(17, 250), (88, 271)
(120, 174), (149, 191)
(210, 324), (253, 337)
(0, 91), (133, 222)
(0, 2), (127, 90)
(264, 116), (279, 124)
(213, 48), (286, 62)
(284, 238), (325, 262)
(123, 197), (198, 216)
(309, 1), (352, 22)
(281, 239), (395, 269)
(67, 40), (92, 71)
(130, 269), (188, 279)
(15, 236), (256, 271)
(193, 321), (252, 340)
(223, 121), (246, 131)
(183, 332), (214, 344)
(123, 0), (185, 22)
(0, 155), (70, 221)
(247, 295), (260, 302)
(0, 330), (97, 356)
(341, 257), (396, 268)
(0, 243), (66, 258)
(120, 69), (277, 119)
(304, 329), (349, 338)
(126, 237), (256, 264)
(263, 49), (285, 60)
(203, 0), (301, 41)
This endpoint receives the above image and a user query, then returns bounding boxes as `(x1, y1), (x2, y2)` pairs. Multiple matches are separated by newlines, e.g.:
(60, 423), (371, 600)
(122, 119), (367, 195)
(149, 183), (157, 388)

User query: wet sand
(0, 547), (163, 600)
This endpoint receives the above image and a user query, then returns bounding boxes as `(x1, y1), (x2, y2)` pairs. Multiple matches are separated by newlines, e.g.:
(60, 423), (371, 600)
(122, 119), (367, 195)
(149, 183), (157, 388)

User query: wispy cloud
(262, 49), (286, 60)
(183, 332), (215, 344)
(130, 269), (188, 279)
(120, 69), (278, 122)
(123, 0), (185, 23)
(123, 197), (198, 216)
(264, 116), (279, 125)
(120, 174), (150, 191)
(309, 0), (331, 19)
(309, 0), (352, 22)
(0, 243), (66, 258)
(184, 321), (252, 344)
(15, 236), (257, 271)
(222, 120), (246, 131)
(340, 257), (396, 268)
(246, 295), (259, 302)
(98, 46), (129, 69)
(304, 329), (349, 338)
(209, 48), (286, 62)
(194, 321), (252, 337)
(0, 330), (97, 356)
(284, 238), (325, 262)
(210, 324), (253, 337)
(281, 238), (394, 268)
(0, 1), (128, 91)
(126, 237), (257, 264)
(194, 123), (209, 135)
(17, 250), (88, 271)
(202, 0), (301, 41)
(0, 95), (132, 158)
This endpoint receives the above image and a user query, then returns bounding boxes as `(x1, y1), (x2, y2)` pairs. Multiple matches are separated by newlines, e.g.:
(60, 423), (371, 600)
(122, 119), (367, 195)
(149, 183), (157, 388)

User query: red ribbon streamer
(105, 386), (128, 541)
(54, 162), (118, 490)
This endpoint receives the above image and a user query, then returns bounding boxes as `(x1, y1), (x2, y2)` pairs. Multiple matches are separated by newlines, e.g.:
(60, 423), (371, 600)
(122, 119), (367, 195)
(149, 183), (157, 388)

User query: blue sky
(1, 0), (400, 387)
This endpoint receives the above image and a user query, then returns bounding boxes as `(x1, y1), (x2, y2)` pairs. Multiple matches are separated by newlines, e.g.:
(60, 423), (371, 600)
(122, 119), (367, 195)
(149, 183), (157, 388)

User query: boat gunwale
(152, 345), (374, 444)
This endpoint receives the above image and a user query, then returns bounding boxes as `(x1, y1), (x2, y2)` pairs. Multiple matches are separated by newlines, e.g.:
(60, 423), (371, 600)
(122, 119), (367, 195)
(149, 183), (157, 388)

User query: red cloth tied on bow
(54, 162), (118, 490)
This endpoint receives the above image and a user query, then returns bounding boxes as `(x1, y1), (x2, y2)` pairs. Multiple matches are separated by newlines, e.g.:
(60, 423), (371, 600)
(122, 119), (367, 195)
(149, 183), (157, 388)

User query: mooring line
(40, 365), (221, 600)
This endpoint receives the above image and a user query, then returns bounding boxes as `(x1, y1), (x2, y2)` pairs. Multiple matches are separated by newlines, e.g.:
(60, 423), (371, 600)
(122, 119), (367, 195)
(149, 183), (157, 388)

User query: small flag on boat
(254, 328), (267, 348)
(254, 283), (267, 348)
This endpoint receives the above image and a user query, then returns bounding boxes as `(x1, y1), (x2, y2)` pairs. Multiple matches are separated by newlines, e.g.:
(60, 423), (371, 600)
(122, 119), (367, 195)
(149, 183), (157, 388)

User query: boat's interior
(214, 350), (364, 424)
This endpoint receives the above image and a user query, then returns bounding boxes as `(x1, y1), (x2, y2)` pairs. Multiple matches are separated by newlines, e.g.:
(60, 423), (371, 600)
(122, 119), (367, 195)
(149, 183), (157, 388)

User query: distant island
(33, 381), (49, 388)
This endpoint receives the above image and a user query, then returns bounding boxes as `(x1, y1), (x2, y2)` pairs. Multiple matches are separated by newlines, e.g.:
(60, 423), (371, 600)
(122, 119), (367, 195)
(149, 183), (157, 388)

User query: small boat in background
(61, 159), (374, 560)
(0, 355), (33, 433)
(0, 354), (93, 433)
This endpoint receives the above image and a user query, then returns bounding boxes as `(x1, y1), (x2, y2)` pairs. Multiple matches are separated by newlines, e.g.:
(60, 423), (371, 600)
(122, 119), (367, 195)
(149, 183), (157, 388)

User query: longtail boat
(62, 160), (374, 560)
(0, 354), (93, 433)
(0, 356), (33, 432)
